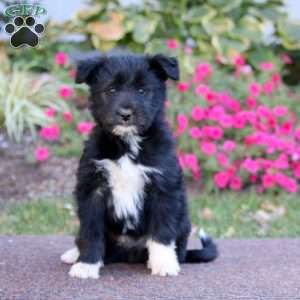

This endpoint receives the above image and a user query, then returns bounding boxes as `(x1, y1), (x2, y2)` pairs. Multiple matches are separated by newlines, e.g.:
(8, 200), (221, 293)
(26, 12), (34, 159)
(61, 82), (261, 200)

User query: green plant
(0, 65), (68, 142)
(70, 0), (300, 60)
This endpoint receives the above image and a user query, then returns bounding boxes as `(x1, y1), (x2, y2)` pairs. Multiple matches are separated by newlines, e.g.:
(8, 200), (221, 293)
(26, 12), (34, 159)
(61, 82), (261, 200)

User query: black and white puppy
(61, 52), (218, 279)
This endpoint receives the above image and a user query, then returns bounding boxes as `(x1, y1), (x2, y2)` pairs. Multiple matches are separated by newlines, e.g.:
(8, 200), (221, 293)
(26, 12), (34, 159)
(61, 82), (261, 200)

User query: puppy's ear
(75, 56), (105, 85)
(148, 54), (179, 81)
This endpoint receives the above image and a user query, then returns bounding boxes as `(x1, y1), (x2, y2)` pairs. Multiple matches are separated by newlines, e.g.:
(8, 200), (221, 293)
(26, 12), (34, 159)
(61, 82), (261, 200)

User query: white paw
(147, 240), (180, 277)
(61, 247), (79, 264)
(69, 262), (102, 279)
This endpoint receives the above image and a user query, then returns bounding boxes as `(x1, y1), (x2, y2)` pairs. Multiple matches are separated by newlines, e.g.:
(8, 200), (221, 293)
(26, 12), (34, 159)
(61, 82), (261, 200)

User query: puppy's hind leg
(61, 247), (80, 264)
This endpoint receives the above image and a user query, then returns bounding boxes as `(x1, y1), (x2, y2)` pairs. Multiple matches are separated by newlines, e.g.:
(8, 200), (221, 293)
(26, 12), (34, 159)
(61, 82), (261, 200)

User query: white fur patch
(112, 125), (141, 155)
(61, 247), (80, 264)
(69, 262), (102, 279)
(95, 155), (160, 230)
(147, 240), (180, 276)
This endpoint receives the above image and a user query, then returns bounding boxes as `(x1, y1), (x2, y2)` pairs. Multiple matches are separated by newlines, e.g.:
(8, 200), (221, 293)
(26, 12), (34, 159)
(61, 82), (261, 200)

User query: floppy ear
(75, 56), (105, 85)
(148, 54), (179, 81)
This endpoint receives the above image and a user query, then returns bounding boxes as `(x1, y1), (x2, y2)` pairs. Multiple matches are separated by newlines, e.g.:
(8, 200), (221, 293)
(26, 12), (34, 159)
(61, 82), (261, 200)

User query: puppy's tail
(185, 229), (218, 263)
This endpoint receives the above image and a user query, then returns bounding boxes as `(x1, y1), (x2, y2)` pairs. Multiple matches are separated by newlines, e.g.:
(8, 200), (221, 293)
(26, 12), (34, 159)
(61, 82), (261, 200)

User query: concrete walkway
(0, 236), (300, 300)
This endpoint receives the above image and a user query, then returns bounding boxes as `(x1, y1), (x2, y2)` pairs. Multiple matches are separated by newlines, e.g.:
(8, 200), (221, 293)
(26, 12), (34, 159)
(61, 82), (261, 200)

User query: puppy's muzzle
(117, 108), (134, 125)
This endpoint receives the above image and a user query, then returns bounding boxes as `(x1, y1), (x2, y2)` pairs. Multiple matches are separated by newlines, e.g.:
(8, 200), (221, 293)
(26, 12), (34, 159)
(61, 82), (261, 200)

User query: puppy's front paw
(147, 240), (180, 276)
(69, 262), (102, 279)
(61, 247), (79, 264)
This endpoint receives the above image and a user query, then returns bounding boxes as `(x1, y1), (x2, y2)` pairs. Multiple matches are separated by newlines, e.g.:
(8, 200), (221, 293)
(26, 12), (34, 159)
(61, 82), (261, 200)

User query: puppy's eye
(108, 88), (117, 93)
(138, 88), (145, 94)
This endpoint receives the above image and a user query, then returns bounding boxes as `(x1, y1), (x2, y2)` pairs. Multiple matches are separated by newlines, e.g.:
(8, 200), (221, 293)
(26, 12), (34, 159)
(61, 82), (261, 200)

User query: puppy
(61, 52), (218, 279)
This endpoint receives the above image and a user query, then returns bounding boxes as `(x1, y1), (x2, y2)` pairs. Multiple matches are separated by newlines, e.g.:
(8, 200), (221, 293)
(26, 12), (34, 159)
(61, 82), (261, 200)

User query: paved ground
(0, 236), (300, 300)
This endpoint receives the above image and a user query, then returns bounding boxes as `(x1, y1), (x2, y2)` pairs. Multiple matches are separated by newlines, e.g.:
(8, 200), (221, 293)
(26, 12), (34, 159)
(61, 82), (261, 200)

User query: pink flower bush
(35, 146), (50, 162)
(168, 49), (300, 193)
(59, 85), (73, 99)
(77, 121), (95, 135)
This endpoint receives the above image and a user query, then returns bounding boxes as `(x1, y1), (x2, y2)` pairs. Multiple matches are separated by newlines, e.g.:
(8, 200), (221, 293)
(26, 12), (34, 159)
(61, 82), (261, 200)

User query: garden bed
(0, 130), (77, 203)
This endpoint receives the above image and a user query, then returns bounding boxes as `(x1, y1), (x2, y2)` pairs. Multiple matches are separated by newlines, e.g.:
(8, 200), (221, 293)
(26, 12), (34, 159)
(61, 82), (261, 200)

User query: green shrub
(70, 0), (300, 60)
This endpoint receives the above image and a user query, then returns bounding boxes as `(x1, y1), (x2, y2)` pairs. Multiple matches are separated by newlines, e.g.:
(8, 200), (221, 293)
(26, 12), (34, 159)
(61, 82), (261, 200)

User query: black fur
(73, 52), (218, 268)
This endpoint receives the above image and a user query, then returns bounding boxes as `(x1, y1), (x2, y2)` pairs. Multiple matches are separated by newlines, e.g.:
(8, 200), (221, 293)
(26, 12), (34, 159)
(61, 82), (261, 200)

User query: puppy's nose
(117, 108), (133, 122)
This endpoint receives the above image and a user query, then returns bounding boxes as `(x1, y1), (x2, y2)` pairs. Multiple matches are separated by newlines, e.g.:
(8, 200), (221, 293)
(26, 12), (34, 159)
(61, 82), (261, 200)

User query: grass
(0, 192), (299, 237)
(0, 199), (77, 235)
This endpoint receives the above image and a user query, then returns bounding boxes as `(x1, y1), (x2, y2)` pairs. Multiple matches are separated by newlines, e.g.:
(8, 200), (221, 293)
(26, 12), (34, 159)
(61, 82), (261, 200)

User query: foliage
(0, 63), (68, 142)
(70, 0), (300, 61)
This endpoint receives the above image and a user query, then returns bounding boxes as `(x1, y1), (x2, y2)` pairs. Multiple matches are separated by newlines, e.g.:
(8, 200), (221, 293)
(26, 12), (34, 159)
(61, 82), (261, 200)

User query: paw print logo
(5, 16), (45, 48)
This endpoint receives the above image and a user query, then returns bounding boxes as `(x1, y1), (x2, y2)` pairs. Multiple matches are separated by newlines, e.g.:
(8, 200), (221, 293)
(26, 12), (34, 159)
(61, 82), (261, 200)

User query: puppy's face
(75, 53), (179, 136)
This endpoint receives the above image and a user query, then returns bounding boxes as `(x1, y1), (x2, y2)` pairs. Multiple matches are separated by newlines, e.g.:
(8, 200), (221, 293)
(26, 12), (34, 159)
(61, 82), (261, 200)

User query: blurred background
(1, 0), (300, 238)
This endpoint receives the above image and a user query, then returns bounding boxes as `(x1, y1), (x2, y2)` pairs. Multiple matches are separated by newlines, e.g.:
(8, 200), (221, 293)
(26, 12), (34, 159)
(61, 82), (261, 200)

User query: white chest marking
(95, 155), (160, 228)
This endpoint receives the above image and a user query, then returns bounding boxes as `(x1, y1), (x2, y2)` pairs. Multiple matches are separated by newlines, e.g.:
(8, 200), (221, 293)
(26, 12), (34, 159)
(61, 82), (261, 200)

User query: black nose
(117, 108), (133, 122)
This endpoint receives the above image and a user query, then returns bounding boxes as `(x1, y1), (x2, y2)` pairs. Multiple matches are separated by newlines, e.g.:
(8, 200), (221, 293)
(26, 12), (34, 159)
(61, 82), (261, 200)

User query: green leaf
(183, 5), (216, 23)
(212, 35), (250, 57)
(202, 17), (234, 35)
(278, 20), (300, 50)
(132, 16), (158, 44)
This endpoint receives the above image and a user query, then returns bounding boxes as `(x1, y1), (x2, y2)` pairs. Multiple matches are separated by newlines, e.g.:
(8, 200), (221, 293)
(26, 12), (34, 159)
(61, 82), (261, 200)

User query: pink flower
(223, 140), (236, 152)
(281, 53), (292, 64)
(205, 126), (223, 140)
(35, 146), (49, 162)
(177, 82), (190, 93)
(248, 82), (261, 97)
(273, 106), (288, 117)
(230, 176), (242, 191)
(262, 81), (274, 95)
(39, 124), (60, 141)
(219, 114), (233, 128)
(242, 158), (260, 174)
(191, 106), (204, 121)
(259, 61), (274, 71)
(262, 174), (276, 189)
(246, 97), (257, 110)
(55, 52), (68, 65)
(176, 113), (188, 134)
(167, 39), (178, 49)
(195, 84), (210, 96)
(189, 127), (202, 139)
(217, 153), (229, 167)
(233, 114), (246, 129)
(280, 121), (293, 135)
(45, 108), (56, 118)
(271, 73), (281, 87)
(233, 54), (245, 66)
(214, 171), (230, 189)
(200, 141), (216, 156)
(240, 65), (252, 75)
(59, 85), (73, 99)
(293, 164), (300, 179)
(185, 153), (199, 171)
(77, 121), (95, 135)
(295, 128), (300, 140)
(274, 154), (289, 170)
(208, 105), (225, 121)
(63, 111), (73, 123)
(194, 63), (212, 82)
